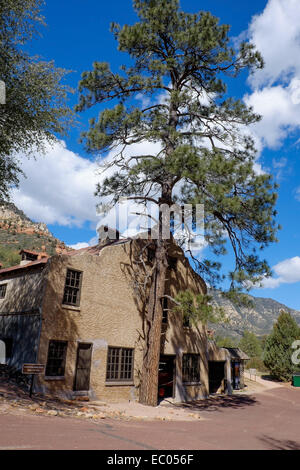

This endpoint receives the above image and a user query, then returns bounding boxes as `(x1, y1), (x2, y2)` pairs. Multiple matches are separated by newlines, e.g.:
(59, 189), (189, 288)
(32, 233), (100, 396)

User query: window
(106, 347), (134, 382)
(167, 256), (177, 270)
(0, 338), (12, 363)
(162, 297), (168, 324)
(183, 314), (191, 328)
(0, 284), (7, 299)
(45, 340), (68, 377)
(182, 354), (200, 383)
(147, 248), (155, 263)
(63, 269), (82, 306)
(20, 250), (38, 262)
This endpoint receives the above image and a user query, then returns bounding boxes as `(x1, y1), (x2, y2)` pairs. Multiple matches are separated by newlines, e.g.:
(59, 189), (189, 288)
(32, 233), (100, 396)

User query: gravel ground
(0, 374), (285, 423)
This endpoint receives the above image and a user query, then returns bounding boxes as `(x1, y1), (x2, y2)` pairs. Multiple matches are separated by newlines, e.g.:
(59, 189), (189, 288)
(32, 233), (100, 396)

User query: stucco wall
(36, 243), (144, 401)
(0, 267), (46, 313)
(36, 240), (210, 402)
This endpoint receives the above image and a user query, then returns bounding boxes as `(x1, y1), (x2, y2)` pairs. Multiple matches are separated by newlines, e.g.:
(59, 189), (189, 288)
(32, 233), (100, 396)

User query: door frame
(73, 342), (93, 392)
(208, 360), (226, 394)
(158, 354), (176, 399)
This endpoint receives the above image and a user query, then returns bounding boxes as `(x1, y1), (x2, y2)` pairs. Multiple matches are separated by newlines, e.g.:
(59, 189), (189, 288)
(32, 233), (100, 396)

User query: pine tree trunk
(139, 239), (168, 406)
(139, 120), (175, 405)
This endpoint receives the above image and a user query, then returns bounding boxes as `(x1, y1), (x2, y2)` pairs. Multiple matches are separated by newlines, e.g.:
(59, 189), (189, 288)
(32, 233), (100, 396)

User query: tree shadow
(162, 393), (257, 413)
(0, 363), (30, 391)
(0, 378), (95, 415)
(261, 374), (284, 383)
(259, 435), (300, 450)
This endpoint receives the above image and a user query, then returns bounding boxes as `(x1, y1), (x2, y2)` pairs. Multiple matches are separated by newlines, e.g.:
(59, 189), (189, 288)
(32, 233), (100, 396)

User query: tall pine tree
(239, 330), (262, 358)
(77, 0), (279, 405)
(263, 311), (300, 381)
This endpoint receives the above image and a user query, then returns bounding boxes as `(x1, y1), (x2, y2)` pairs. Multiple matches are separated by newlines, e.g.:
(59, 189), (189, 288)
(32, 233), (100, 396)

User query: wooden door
(74, 343), (92, 391)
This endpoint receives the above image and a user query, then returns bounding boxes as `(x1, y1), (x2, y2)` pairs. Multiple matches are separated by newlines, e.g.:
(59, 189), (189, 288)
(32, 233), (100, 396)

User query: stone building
(0, 237), (246, 403)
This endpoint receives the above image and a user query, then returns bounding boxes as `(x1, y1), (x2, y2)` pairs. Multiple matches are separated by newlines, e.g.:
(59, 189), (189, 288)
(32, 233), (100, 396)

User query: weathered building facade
(0, 238), (246, 402)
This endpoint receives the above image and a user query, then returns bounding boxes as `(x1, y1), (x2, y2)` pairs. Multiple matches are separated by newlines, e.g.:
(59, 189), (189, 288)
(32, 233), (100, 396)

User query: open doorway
(208, 361), (225, 394)
(158, 355), (176, 401)
(232, 361), (241, 390)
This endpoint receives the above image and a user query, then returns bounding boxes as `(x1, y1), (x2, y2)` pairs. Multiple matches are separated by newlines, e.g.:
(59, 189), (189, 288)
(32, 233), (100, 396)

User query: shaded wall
(0, 313), (41, 369)
(0, 265), (47, 371)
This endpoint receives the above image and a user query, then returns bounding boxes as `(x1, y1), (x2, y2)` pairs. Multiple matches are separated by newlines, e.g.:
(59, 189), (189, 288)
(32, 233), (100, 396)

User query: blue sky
(11, 0), (300, 310)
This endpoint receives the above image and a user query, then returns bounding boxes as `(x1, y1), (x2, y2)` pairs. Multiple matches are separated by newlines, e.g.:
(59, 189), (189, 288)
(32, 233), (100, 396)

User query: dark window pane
(167, 256), (177, 270)
(182, 354), (200, 383)
(162, 297), (168, 324)
(183, 315), (191, 328)
(106, 347), (134, 381)
(0, 284), (7, 299)
(45, 340), (67, 376)
(147, 248), (155, 263)
(63, 269), (82, 306)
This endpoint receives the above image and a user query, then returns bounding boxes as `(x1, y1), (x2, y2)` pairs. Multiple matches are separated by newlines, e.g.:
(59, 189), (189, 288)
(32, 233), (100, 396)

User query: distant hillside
(210, 289), (300, 339)
(0, 202), (70, 267)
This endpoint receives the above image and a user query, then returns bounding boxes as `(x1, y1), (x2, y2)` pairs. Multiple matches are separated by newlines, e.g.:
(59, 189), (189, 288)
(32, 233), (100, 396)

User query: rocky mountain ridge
(210, 289), (300, 338)
(0, 202), (51, 236)
(0, 202), (70, 267)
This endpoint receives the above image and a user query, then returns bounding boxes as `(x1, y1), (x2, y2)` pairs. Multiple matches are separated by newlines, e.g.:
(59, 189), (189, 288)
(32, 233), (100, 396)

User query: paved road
(0, 387), (299, 450)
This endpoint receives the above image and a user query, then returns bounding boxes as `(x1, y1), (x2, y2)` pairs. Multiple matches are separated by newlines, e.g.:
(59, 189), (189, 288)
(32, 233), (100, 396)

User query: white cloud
(295, 187), (300, 201)
(243, 0), (300, 151)
(248, 0), (300, 89)
(261, 276), (282, 289)
(10, 137), (163, 235)
(69, 242), (89, 250)
(244, 81), (300, 148)
(261, 256), (300, 288)
(252, 161), (265, 176)
(12, 139), (100, 227)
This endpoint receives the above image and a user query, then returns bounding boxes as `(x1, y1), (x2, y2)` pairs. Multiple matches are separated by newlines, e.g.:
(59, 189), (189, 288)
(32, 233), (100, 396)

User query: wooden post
(29, 374), (34, 398)
(22, 364), (45, 398)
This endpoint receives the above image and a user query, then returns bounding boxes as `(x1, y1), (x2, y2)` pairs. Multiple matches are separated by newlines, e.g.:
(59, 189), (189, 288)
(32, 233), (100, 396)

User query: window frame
(62, 268), (83, 307)
(45, 340), (68, 378)
(106, 346), (134, 383)
(0, 337), (13, 363)
(0, 284), (7, 299)
(147, 248), (155, 264)
(183, 314), (191, 328)
(167, 256), (177, 270)
(162, 296), (168, 324)
(182, 353), (200, 384)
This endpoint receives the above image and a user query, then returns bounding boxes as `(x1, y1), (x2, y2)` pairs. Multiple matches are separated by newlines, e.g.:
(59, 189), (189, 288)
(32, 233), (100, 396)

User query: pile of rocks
(0, 384), (128, 421)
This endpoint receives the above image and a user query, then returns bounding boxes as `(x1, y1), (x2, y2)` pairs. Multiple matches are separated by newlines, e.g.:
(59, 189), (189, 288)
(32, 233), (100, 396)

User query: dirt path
(0, 385), (299, 449)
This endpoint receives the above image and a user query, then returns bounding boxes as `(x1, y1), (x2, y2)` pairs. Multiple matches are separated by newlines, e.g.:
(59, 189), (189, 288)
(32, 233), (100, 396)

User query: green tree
(239, 330), (262, 358)
(77, 0), (279, 405)
(173, 290), (226, 327)
(215, 335), (238, 349)
(0, 0), (73, 200)
(0, 246), (21, 267)
(263, 311), (300, 381)
(260, 334), (268, 351)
